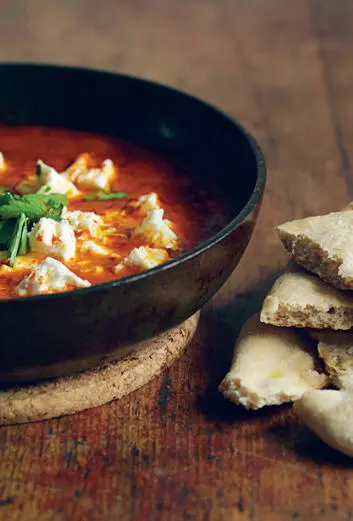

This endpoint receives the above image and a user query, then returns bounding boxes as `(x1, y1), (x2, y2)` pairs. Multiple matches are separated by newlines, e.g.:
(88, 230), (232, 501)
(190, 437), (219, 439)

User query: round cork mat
(0, 312), (200, 426)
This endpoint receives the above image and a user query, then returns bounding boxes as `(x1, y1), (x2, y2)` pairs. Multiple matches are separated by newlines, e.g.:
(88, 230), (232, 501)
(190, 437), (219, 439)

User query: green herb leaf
(0, 192), (68, 220)
(45, 199), (65, 221)
(48, 199), (62, 210)
(8, 213), (26, 266)
(36, 161), (43, 177)
(42, 194), (68, 206)
(18, 218), (28, 255)
(35, 185), (51, 195)
(0, 188), (68, 263)
(83, 191), (128, 201)
(0, 186), (8, 194)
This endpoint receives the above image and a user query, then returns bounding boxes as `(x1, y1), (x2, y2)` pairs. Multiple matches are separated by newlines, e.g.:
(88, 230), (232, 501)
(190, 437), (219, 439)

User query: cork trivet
(0, 312), (200, 425)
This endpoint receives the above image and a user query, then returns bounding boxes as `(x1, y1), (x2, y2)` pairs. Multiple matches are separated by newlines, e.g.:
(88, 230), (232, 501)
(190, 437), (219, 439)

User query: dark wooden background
(1, 1), (353, 519)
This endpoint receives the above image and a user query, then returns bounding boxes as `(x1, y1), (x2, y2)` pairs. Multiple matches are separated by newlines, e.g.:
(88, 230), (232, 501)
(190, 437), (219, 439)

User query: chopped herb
(45, 212), (62, 222)
(8, 213), (26, 266)
(0, 188), (68, 263)
(46, 199), (65, 221)
(0, 192), (68, 220)
(83, 191), (128, 201)
(48, 199), (63, 210)
(18, 218), (28, 255)
(36, 161), (43, 177)
(35, 185), (51, 194)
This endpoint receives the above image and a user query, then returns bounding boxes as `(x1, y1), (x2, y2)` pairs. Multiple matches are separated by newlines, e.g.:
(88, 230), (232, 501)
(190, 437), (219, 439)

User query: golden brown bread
(295, 390), (353, 457)
(219, 314), (327, 410)
(261, 265), (353, 330)
(277, 211), (353, 290)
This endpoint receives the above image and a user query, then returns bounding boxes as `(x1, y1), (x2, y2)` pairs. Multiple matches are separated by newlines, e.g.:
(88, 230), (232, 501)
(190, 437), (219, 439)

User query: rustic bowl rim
(0, 63), (266, 304)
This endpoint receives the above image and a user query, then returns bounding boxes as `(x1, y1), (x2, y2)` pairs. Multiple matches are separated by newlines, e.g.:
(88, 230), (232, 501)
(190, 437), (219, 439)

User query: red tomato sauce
(0, 125), (229, 298)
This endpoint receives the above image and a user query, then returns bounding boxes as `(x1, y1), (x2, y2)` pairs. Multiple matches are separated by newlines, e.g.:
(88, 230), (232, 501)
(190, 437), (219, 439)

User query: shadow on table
(266, 420), (353, 468)
(197, 269), (282, 423)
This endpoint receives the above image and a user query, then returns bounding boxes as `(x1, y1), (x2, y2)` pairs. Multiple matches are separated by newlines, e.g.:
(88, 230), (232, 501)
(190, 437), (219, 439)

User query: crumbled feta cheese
(134, 209), (178, 249)
(80, 241), (112, 257)
(15, 257), (90, 296)
(36, 160), (80, 197)
(75, 159), (115, 191)
(114, 246), (168, 272)
(62, 153), (89, 182)
(63, 209), (103, 238)
(0, 265), (12, 274)
(0, 152), (6, 172)
(29, 217), (76, 261)
(137, 193), (160, 213)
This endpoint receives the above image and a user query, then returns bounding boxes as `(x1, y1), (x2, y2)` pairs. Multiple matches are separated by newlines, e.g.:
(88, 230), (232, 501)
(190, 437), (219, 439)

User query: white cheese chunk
(80, 241), (112, 257)
(0, 265), (12, 274)
(134, 209), (178, 250)
(75, 159), (115, 191)
(62, 153), (89, 182)
(15, 257), (90, 296)
(114, 246), (168, 272)
(137, 192), (160, 213)
(0, 152), (6, 172)
(29, 217), (76, 261)
(36, 160), (80, 197)
(63, 209), (103, 238)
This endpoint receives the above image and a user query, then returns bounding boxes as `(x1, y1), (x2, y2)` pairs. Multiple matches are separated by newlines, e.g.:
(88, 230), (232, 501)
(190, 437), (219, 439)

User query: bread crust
(277, 211), (353, 290)
(261, 266), (353, 330)
(219, 314), (327, 410)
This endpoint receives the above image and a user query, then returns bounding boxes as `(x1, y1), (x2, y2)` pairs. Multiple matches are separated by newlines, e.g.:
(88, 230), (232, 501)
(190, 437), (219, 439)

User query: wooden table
(1, 1), (353, 519)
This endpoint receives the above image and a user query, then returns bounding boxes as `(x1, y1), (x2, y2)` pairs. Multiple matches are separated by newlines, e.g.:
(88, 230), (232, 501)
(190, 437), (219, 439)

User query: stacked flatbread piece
(220, 207), (353, 457)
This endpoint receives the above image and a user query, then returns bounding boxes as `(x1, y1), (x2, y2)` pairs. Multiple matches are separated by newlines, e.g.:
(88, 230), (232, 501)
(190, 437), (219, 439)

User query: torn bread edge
(276, 211), (353, 291)
(219, 314), (327, 410)
(260, 265), (353, 330)
(308, 329), (353, 390)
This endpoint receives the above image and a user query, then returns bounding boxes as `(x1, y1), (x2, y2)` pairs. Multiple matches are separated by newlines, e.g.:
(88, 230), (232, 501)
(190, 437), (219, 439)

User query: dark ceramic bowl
(0, 64), (266, 384)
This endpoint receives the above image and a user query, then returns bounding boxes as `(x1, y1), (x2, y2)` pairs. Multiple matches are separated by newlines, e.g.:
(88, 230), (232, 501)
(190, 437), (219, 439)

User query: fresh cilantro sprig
(8, 213), (27, 266)
(0, 192), (68, 220)
(0, 189), (68, 266)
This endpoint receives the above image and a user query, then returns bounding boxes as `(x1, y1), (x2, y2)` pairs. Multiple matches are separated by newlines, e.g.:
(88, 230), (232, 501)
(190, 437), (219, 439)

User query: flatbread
(309, 329), (353, 389)
(219, 314), (327, 410)
(277, 211), (353, 290)
(261, 265), (353, 330)
(0, 313), (200, 425)
(295, 389), (353, 457)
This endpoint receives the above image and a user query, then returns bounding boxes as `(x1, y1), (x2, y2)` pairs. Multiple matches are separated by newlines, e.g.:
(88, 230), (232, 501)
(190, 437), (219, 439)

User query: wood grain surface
(1, 1), (353, 520)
